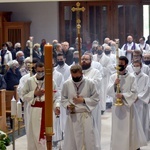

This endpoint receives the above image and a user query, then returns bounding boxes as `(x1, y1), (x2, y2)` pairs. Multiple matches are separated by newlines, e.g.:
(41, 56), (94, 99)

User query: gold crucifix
(71, 2), (85, 65)
(71, 2), (85, 20)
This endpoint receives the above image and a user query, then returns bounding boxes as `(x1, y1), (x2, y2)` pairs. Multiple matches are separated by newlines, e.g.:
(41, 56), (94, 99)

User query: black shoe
(137, 148), (140, 150)
(106, 102), (112, 109)
(101, 110), (105, 115)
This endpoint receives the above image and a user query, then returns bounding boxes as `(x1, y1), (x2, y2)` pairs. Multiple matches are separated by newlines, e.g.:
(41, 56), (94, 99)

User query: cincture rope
(81, 112), (88, 150)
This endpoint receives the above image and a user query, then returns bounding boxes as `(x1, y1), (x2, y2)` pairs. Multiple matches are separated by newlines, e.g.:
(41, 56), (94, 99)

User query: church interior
(0, 0), (150, 48)
(0, 0), (150, 150)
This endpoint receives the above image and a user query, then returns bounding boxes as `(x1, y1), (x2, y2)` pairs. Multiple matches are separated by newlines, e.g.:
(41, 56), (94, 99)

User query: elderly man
(62, 41), (73, 65)
(16, 51), (25, 68)
(121, 35), (140, 64)
(33, 43), (42, 61)
(102, 37), (110, 48)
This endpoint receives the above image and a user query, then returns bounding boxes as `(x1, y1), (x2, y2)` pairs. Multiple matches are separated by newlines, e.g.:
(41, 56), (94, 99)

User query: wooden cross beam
(71, 2), (85, 65)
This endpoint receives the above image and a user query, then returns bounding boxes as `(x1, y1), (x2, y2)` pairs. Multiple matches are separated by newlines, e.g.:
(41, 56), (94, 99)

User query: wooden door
(112, 3), (143, 47)
(3, 22), (31, 49)
(59, 1), (143, 48)
(0, 12), (12, 47)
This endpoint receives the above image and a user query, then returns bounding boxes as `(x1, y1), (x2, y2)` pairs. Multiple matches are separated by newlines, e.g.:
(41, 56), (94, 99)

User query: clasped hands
(34, 87), (45, 97)
(73, 96), (84, 104)
(126, 49), (133, 53)
(67, 96), (84, 112)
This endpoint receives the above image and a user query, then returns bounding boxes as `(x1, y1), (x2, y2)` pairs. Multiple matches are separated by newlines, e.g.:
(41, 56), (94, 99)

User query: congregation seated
(4, 60), (21, 90)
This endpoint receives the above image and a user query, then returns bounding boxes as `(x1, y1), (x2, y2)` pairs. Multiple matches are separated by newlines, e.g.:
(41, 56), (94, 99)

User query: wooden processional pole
(29, 36), (33, 77)
(72, 2), (85, 65)
(44, 44), (53, 150)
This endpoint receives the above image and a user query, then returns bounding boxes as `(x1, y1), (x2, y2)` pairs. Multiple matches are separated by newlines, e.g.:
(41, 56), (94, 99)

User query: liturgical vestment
(107, 72), (147, 150)
(22, 75), (60, 150)
(61, 77), (100, 150)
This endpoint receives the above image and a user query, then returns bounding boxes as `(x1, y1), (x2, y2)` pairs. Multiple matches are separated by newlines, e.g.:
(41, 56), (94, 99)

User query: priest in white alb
(93, 45), (112, 113)
(17, 58), (39, 132)
(132, 60), (150, 141)
(22, 62), (61, 150)
(107, 56), (147, 150)
(61, 64), (100, 150)
(81, 53), (102, 149)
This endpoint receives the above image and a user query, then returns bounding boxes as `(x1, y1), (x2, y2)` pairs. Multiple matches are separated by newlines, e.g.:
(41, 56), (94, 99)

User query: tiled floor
(7, 110), (150, 150)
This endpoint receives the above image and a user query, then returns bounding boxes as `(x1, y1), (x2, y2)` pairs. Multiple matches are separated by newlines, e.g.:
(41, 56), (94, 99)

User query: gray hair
(14, 42), (21, 49)
(7, 60), (19, 68)
(24, 57), (31, 63)
(16, 51), (24, 57)
(69, 47), (75, 51)
(82, 52), (93, 61)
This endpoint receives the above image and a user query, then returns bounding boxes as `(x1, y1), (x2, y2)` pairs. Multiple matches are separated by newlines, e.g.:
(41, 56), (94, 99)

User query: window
(143, 5), (150, 40)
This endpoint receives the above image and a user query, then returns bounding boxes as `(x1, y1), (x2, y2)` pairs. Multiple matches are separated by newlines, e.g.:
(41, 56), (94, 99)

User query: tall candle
(17, 100), (22, 119)
(11, 96), (17, 116)
(44, 44), (53, 134)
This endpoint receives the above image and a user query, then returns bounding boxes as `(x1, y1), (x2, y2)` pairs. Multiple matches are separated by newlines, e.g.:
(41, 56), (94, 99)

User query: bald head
(62, 41), (69, 52)
(143, 53), (150, 65)
(104, 38), (110, 44)
(104, 46), (111, 55)
(127, 36), (133, 44)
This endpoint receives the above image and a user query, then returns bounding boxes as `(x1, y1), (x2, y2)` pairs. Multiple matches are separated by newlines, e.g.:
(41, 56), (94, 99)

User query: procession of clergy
(3, 35), (150, 150)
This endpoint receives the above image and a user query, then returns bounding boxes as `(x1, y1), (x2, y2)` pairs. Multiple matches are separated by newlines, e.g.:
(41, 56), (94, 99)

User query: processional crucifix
(44, 3), (85, 150)
(71, 2), (85, 65)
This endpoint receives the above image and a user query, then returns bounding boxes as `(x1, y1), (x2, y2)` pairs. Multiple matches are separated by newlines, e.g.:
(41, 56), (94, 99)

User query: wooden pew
(5, 85), (23, 132)
(0, 89), (7, 132)
(5, 85), (19, 115)
(0, 85), (24, 133)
